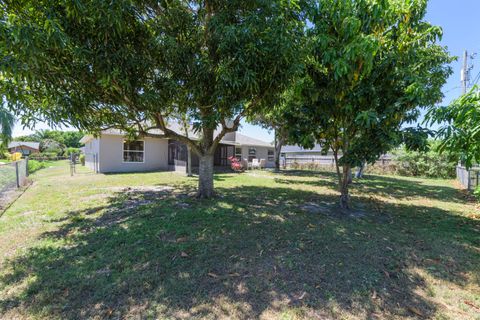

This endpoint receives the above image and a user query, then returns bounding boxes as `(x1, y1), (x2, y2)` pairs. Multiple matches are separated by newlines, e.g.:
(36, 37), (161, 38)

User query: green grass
(0, 161), (479, 319)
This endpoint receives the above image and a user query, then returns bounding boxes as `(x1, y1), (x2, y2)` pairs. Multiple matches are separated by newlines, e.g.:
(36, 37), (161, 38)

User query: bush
(65, 147), (80, 156)
(474, 186), (480, 202)
(39, 139), (65, 155)
(29, 152), (60, 160)
(5, 152), (22, 161)
(392, 148), (456, 179)
(28, 160), (48, 174)
(80, 154), (85, 166)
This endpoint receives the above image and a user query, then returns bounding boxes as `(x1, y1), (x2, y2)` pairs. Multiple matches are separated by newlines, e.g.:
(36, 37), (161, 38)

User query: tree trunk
(355, 161), (365, 178)
(340, 164), (351, 209)
(274, 135), (284, 172)
(347, 166), (353, 184)
(197, 153), (214, 198)
(187, 145), (192, 177)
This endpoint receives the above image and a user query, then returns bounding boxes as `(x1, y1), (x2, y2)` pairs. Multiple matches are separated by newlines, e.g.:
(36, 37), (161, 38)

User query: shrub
(392, 147), (456, 179)
(80, 154), (85, 166)
(65, 147), (80, 156)
(474, 186), (480, 202)
(227, 156), (244, 172)
(40, 139), (65, 155)
(5, 152), (22, 161)
(29, 152), (60, 160)
(28, 160), (48, 174)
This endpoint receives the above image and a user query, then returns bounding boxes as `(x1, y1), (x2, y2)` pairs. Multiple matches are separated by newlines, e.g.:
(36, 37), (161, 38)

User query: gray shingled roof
(8, 141), (40, 150)
(227, 132), (272, 147)
(281, 144), (324, 153)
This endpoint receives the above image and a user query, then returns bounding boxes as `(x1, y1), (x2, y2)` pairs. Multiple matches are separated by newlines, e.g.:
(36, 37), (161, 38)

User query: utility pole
(461, 49), (476, 94)
(461, 50), (469, 94)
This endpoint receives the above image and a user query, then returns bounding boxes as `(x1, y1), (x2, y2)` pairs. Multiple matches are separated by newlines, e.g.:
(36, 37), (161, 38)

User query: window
(123, 140), (144, 163)
(268, 149), (274, 162)
(248, 147), (256, 162)
(235, 147), (242, 160)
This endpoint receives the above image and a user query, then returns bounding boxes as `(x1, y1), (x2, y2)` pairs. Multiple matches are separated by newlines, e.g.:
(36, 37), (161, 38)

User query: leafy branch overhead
(0, 0), (306, 197)
(426, 86), (480, 168)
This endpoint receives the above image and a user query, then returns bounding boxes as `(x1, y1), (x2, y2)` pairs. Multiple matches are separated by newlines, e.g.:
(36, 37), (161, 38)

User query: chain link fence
(0, 159), (30, 212)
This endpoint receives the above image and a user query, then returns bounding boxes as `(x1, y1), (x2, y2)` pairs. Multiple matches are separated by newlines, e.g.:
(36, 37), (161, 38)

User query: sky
(12, 0), (480, 143)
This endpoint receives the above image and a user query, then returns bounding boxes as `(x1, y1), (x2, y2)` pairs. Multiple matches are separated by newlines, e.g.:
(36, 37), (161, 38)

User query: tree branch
(152, 113), (202, 155)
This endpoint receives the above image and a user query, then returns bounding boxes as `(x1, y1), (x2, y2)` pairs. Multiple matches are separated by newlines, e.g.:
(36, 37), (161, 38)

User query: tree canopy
(282, 0), (453, 208)
(426, 86), (480, 168)
(14, 129), (84, 149)
(0, 0), (306, 197)
(0, 105), (14, 147)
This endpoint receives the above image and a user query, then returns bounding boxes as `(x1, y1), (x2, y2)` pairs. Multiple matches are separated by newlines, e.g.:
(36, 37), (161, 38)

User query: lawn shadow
(274, 170), (462, 203)
(0, 183), (479, 319)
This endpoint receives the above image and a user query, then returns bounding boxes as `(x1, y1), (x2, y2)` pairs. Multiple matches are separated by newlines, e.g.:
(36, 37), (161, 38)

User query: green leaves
(281, 0), (452, 203)
(0, 0), (305, 133)
(426, 86), (480, 168)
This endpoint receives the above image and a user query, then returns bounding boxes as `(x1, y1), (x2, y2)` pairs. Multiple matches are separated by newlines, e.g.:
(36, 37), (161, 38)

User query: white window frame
(235, 147), (242, 159)
(267, 149), (274, 161)
(122, 140), (145, 163)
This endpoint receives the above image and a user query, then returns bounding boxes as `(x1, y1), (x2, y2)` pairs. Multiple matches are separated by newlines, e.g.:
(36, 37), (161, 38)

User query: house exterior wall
(84, 138), (100, 172)
(239, 145), (275, 168)
(98, 134), (169, 173)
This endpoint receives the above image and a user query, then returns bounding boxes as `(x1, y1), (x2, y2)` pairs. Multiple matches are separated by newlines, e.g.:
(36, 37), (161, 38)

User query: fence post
(15, 161), (20, 188)
(25, 156), (29, 177)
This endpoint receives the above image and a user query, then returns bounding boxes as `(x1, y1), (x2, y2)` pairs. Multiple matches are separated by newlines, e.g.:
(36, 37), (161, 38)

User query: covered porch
(167, 140), (235, 172)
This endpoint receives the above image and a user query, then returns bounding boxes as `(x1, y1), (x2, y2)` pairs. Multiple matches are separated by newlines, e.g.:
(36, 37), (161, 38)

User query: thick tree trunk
(340, 164), (351, 209)
(274, 136), (284, 172)
(347, 166), (353, 184)
(197, 153), (214, 198)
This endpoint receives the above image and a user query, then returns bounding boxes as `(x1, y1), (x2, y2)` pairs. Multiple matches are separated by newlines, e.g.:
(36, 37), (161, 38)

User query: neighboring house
(80, 125), (275, 173)
(8, 141), (40, 157)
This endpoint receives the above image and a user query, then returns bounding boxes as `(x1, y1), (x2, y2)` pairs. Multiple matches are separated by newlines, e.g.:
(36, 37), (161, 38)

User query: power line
(444, 86), (461, 94)
(471, 70), (480, 87)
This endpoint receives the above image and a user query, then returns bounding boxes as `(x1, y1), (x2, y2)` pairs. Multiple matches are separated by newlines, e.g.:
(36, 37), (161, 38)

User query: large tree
(283, 0), (452, 209)
(0, 0), (305, 197)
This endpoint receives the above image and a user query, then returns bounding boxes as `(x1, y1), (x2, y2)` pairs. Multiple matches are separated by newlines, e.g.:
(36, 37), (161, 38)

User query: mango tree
(426, 86), (480, 169)
(283, 0), (452, 209)
(0, 0), (305, 197)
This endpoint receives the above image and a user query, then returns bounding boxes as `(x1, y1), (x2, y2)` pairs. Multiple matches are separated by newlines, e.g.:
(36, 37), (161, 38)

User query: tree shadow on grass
(0, 184), (479, 319)
(273, 170), (462, 203)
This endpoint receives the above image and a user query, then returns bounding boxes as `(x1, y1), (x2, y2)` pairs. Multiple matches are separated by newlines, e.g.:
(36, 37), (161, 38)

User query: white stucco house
(80, 125), (275, 173)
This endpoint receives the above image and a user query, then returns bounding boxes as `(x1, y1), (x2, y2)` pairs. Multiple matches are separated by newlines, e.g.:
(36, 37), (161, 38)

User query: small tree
(249, 103), (292, 171)
(283, 0), (452, 209)
(426, 86), (480, 169)
(1, 0), (305, 198)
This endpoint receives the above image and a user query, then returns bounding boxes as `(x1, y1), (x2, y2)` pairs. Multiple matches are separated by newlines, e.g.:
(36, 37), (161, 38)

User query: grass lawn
(0, 161), (479, 319)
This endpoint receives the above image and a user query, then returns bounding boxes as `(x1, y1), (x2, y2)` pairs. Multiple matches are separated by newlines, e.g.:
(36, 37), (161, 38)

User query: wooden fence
(456, 166), (480, 190)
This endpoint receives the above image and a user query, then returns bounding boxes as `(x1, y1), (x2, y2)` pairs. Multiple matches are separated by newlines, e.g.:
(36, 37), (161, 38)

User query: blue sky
(13, 0), (480, 143)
